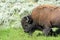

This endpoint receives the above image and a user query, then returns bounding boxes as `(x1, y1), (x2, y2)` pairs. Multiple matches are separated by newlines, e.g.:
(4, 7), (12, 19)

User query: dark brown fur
(21, 15), (43, 35)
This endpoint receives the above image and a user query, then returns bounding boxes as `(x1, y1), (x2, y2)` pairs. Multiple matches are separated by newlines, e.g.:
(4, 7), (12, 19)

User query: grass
(0, 28), (60, 40)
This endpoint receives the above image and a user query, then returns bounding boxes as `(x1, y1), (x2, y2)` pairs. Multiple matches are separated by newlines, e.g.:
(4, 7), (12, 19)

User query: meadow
(0, 27), (60, 40)
(0, 0), (60, 40)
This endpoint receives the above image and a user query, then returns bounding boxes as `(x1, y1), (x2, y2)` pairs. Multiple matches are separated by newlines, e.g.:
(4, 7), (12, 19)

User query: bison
(21, 15), (44, 35)
(21, 5), (60, 36)
(31, 5), (60, 36)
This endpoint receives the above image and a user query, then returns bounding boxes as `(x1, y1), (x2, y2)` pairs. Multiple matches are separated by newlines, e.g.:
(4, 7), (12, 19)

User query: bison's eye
(26, 20), (33, 24)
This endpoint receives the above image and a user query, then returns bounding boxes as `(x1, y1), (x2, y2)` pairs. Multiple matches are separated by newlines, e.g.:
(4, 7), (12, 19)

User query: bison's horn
(26, 16), (29, 22)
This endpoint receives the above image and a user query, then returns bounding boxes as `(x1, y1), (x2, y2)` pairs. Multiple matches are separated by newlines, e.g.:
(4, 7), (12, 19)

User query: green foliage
(0, 28), (60, 40)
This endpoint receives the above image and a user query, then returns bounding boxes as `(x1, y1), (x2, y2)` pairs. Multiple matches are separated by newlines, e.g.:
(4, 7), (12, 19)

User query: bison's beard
(24, 26), (36, 36)
(24, 25), (44, 36)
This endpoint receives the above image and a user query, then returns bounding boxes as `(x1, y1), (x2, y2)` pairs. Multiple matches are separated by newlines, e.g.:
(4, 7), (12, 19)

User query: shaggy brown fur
(31, 5), (60, 36)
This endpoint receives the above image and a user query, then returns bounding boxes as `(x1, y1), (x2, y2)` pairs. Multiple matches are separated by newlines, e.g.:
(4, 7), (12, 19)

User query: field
(0, 27), (60, 40)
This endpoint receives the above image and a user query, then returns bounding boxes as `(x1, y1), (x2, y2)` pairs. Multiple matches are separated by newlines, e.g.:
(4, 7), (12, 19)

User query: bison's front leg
(43, 27), (56, 36)
(43, 28), (51, 36)
(43, 27), (52, 36)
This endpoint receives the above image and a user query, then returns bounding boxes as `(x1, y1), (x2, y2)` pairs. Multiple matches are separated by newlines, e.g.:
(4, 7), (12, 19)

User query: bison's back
(31, 5), (60, 26)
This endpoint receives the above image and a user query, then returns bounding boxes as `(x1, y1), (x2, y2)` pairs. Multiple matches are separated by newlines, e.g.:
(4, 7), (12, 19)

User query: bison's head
(21, 15), (35, 35)
(21, 15), (43, 35)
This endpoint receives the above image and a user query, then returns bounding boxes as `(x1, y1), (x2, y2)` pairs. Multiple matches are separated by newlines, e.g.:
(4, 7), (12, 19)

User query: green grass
(0, 28), (60, 40)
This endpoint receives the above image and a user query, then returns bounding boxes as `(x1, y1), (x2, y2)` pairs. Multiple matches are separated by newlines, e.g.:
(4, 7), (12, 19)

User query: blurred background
(0, 0), (60, 29)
